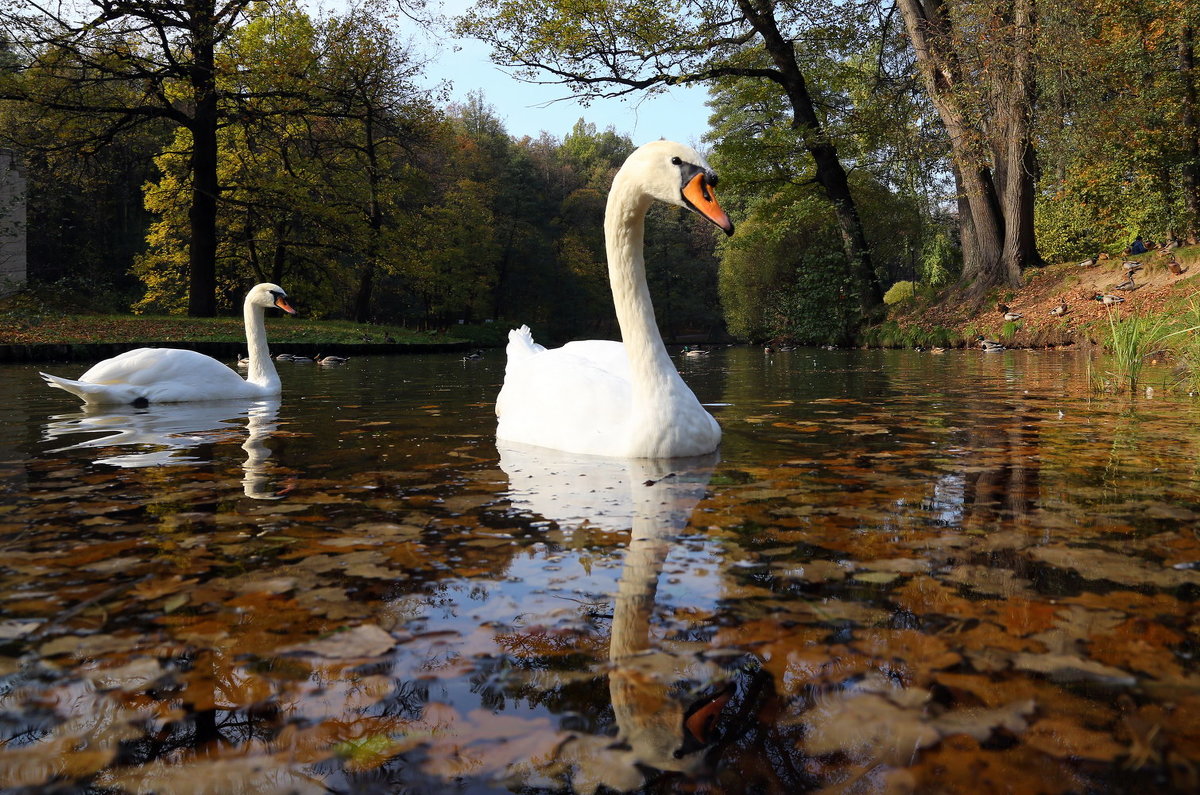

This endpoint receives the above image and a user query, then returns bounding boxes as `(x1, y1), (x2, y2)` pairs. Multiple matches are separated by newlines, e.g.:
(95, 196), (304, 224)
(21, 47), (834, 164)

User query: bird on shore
(1049, 300), (1069, 316)
(1122, 260), (1143, 273)
(1094, 293), (1125, 305)
(1114, 273), (1138, 291)
(1003, 310), (1023, 322)
(1078, 257), (1097, 268)
(41, 283), (296, 406)
(496, 140), (734, 458)
(1168, 258), (1188, 275)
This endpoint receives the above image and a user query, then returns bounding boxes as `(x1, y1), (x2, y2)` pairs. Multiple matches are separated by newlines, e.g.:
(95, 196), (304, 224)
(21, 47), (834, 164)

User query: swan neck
(243, 299), (279, 388)
(605, 176), (673, 386)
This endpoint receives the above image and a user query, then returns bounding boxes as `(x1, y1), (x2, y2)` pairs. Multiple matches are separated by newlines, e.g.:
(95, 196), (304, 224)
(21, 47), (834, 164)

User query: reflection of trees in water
(958, 397), (1041, 531)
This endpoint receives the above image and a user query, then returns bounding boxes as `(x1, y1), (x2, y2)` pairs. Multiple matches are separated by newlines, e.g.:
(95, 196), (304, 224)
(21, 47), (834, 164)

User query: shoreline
(0, 339), (474, 364)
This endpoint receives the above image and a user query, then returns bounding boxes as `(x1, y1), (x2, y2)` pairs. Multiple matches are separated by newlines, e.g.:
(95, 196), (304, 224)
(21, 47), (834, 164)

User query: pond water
(1, 347), (1199, 793)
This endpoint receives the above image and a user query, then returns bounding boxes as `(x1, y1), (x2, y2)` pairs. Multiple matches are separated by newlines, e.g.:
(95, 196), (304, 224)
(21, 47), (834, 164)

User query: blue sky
(414, 1), (715, 148)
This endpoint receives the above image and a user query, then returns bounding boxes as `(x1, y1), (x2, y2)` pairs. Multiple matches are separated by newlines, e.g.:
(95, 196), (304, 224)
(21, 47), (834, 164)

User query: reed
(1157, 296), (1200, 394)
(1100, 308), (1171, 394)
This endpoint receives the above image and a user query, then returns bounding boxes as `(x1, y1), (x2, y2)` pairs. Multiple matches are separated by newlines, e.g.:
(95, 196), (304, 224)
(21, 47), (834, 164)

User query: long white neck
(605, 174), (677, 405)
(243, 299), (280, 389)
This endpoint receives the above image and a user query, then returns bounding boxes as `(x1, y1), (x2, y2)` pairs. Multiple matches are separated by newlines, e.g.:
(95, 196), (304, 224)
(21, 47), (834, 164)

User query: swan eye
(671, 156), (682, 165)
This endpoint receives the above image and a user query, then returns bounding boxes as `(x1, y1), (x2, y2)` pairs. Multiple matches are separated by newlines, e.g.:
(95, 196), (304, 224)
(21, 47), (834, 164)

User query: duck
(1077, 257), (1097, 268)
(316, 353), (349, 365)
(496, 140), (734, 458)
(1168, 258), (1188, 275)
(1094, 293), (1125, 305)
(275, 353), (295, 361)
(1049, 300), (1068, 316)
(1003, 311), (1023, 322)
(236, 353), (250, 368)
(975, 336), (1005, 352)
(462, 350), (484, 362)
(930, 346), (946, 354)
(289, 354), (314, 363)
(41, 283), (296, 406)
(682, 346), (709, 357)
(1114, 274), (1138, 290)
(1122, 260), (1143, 272)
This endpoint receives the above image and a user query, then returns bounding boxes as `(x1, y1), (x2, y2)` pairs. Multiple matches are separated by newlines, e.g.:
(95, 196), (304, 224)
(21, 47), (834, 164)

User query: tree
(0, 0), (293, 315)
(459, 0), (885, 318)
(308, 2), (437, 322)
(896, 0), (1041, 293)
(1033, 0), (1200, 257)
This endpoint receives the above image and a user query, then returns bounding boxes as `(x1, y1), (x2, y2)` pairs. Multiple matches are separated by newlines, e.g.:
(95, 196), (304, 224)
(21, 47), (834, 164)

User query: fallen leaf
(281, 624), (396, 659)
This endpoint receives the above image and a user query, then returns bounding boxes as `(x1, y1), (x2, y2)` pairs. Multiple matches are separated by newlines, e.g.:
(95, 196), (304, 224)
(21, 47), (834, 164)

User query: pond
(1, 347), (1198, 793)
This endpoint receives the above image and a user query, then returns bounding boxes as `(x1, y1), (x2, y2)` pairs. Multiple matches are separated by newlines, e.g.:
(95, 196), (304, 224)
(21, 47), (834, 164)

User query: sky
(408, 1), (715, 148)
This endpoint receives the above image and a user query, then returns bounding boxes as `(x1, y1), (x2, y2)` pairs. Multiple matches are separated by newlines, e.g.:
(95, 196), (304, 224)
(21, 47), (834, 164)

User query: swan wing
(497, 343), (633, 456)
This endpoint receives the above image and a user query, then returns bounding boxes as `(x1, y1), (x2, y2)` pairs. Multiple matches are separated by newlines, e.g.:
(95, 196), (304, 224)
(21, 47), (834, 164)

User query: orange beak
(682, 173), (734, 236)
(683, 687), (733, 745)
(274, 295), (297, 315)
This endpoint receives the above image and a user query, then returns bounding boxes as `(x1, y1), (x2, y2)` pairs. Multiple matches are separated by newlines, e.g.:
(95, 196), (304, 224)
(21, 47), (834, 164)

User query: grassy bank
(871, 243), (1200, 352)
(0, 287), (502, 348)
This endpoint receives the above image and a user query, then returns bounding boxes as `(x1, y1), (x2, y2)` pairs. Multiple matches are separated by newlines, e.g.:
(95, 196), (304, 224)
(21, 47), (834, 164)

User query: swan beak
(274, 295), (298, 315)
(682, 173), (734, 236)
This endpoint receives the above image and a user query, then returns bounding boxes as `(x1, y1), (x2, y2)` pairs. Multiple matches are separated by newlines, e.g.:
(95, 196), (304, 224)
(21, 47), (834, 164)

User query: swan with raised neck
(41, 283), (297, 405)
(496, 140), (734, 458)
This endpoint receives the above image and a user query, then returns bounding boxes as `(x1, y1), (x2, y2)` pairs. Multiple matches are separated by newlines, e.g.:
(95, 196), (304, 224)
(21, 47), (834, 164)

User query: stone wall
(0, 148), (28, 295)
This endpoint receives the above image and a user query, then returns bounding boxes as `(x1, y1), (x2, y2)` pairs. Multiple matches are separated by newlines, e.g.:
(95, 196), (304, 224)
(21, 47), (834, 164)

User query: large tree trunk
(187, 5), (219, 317)
(736, 0), (884, 315)
(897, 0), (1038, 293)
(996, 0), (1042, 281)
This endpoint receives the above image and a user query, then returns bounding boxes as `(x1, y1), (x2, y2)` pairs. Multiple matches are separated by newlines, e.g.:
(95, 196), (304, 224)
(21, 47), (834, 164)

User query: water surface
(1, 348), (1198, 793)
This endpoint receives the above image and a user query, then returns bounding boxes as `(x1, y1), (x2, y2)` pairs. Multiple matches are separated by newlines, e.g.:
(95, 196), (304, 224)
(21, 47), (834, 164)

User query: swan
(496, 140), (734, 458)
(40, 283), (297, 406)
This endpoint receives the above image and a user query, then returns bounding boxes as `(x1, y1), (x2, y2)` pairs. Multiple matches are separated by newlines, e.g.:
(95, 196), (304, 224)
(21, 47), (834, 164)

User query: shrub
(883, 281), (916, 305)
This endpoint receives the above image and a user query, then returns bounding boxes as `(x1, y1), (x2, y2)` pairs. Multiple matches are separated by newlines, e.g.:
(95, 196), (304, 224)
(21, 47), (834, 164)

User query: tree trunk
(997, 0), (1042, 280)
(897, 0), (1036, 293)
(353, 112), (381, 323)
(1181, 25), (1200, 243)
(187, 4), (219, 317)
(736, 0), (884, 315)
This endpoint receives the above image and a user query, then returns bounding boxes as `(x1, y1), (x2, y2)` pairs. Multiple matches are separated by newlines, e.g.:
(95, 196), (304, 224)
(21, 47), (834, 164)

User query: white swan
(496, 141), (734, 458)
(40, 283), (297, 406)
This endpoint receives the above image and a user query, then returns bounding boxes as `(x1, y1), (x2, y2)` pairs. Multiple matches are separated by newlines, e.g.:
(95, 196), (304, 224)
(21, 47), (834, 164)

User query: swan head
(247, 283), (297, 315)
(623, 140), (734, 236)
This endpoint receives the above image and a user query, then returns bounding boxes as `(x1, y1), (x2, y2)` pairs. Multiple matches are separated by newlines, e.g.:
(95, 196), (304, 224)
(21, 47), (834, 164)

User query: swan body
(496, 140), (734, 458)
(41, 283), (296, 406)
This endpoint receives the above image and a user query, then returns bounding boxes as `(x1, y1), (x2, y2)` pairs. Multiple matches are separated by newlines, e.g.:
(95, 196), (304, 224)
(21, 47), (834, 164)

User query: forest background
(1, 0), (1198, 346)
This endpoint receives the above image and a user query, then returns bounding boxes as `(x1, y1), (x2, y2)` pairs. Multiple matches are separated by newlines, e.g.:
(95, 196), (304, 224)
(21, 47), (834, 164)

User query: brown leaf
(282, 624), (396, 659)
(1025, 717), (1125, 761)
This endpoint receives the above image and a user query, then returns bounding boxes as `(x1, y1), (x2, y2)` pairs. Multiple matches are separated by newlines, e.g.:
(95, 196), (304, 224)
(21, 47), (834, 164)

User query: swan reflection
(498, 443), (745, 783)
(43, 398), (284, 499)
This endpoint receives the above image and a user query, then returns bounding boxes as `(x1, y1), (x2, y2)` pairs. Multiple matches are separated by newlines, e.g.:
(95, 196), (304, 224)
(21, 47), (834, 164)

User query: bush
(883, 281), (916, 305)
